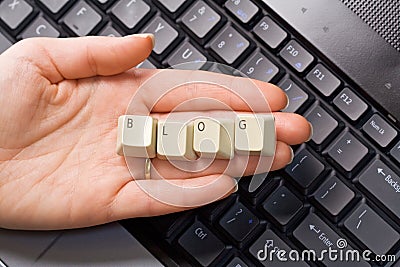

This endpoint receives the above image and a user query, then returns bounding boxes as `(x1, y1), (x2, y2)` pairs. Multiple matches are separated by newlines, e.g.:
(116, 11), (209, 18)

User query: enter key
(359, 159), (400, 220)
(293, 213), (369, 266)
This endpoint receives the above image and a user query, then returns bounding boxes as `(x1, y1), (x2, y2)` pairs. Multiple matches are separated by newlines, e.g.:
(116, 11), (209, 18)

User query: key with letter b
(116, 115), (157, 158)
(193, 118), (234, 159)
(235, 114), (275, 156)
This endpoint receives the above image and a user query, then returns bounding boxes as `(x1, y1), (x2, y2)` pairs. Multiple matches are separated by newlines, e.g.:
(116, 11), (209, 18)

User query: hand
(0, 35), (311, 230)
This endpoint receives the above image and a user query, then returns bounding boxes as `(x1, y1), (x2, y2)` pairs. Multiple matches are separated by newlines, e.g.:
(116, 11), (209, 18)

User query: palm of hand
(0, 59), (142, 229)
(0, 36), (310, 230)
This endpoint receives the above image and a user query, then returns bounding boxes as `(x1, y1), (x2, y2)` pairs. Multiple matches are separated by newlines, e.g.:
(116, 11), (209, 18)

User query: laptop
(0, 0), (399, 266)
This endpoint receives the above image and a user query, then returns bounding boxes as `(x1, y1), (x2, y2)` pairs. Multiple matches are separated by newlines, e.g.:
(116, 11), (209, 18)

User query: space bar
(263, 0), (400, 121)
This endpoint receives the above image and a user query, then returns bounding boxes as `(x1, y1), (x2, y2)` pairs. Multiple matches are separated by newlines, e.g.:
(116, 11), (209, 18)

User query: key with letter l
(157, 121), (197, 161)
(116, 115), (157, 158)
(235, 114), (275, 156)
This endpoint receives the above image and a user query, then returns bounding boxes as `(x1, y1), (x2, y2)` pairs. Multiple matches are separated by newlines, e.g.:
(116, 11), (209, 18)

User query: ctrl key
(178, 221), (225, 266)
(116, 115), (157, 158)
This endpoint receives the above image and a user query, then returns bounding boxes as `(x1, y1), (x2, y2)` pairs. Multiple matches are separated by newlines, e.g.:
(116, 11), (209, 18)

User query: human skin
(0, 34), (311, 230)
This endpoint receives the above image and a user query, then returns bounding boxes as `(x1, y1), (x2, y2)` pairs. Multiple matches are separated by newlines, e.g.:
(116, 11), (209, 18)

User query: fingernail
(231, 178), (239, 193)
(307, 122), (313, 142)
(130, 33), (155, 48)
(288, 146), (294, 165)
(283, 93), (290, 111)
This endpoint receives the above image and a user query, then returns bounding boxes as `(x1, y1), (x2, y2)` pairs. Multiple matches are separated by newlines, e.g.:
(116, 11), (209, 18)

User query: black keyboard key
(279, 78), (309, 113)
(304, 104), (338, 145)
(200, 195), (236, 222)
(226, 257), (248, 267)
(262, 186), (302, 226)
(280, 40), (314, 73)
(137, 59), (156, 69)
(98, 25), (121, 37)
(64, 1), (102, 36)
(38, 0), (69, 14)
(390, 141), (400, 164)
(327, 131), (368, 172)
(314, 176), (354, 216)
(21, 17), (60, 39)
(359, 160), (400, 220)
(167, 42), (207, 70)
(362, 114), (398, 148)
(238, 51), (279, 82)
(344, 203), (399, 255)
(111, 0), (150, 31)
(157, 0), (186, 13)
(285, 148), (324, 188)
(0, 32), (13, 54)
(306, 63), (341, 97)
(249, 229), (308, 267)
(149, 211), (192, 238)
(253, 16), (287, 49)
(178, 221), (225, 266)
(210, 26), (249, 64)
(219, 202), (259, 242)
(225, 0), (259, 24)
(0, 0), (33, 30)
(181, 1), (221, 39)
(142, 17), (179, 58)
(294, 213), (369, 267)
(333, 88), (368, 122)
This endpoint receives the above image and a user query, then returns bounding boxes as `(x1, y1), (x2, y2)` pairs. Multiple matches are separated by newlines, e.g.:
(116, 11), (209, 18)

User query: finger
(270, 141), (294, 170)
(274, 112), (312, 145)
(149, 155), (273, 179)
(4, 34), (154, 83)
(107, 174), (237, 220)
(130, 69), (288, 114)
(147, 140), (291, 177)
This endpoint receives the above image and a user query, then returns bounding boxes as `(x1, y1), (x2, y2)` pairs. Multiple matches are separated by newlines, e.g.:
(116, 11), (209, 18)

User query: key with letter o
(193, 118), (234, 159)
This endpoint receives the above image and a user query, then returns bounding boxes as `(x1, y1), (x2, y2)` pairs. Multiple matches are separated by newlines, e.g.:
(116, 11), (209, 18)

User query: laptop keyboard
(1, 0), (399, 266)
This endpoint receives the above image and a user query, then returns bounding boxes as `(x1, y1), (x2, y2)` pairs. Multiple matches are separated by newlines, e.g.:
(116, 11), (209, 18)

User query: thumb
(2, 34), (154, 83)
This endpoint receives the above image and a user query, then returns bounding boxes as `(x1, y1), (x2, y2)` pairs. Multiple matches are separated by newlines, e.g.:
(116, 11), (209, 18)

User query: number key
(181, 1), (221, 41)
(333, 88), (368, 121)
(238, 51), (279, 82)
(210, 26), (250, 64)
(225, 0), (259, 24)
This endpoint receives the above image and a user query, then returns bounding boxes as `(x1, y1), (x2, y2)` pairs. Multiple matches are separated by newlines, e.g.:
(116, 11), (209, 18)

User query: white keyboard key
(116, 115), (157, 158)
(235, 114), (275, 156)
(193, 118), (234, 159)
(157, 121), (197, 160)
